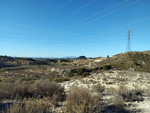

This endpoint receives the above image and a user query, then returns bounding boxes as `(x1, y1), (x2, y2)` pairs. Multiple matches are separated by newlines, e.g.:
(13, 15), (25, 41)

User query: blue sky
(0, 0), (150, 57)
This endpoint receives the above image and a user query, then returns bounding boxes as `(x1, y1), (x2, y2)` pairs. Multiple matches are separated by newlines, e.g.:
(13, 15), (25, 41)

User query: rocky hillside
(97, 51), (150, 72)
(59, 70), (150, 113)
(0, 56), (14, 63)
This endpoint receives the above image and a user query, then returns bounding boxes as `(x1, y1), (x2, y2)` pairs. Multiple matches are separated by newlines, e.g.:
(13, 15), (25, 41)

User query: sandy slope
(60, 70), (150, 113)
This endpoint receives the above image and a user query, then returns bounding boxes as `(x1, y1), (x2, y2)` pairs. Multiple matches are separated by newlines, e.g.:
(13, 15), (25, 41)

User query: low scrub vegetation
(68, 68), (90, 77)
(53, 76), (70, 82)
(0, 79), (64, 112)
(19, 76), (40, 81)
(68, 65), (113, 78)
(59, 59), (70, 62)
(117, 85), (144, 102)
(65, 86), (128, 113)
(6, 98), (52, 113)
(0, 79), (64, 101)
(65, 87), (99, 113)
(102, 64), (112, 70)
(93, 84), (105, 94)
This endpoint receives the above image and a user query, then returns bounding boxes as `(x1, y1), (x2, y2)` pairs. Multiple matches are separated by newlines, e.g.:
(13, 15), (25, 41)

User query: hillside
(0, 56), (14, 63)
(0, 51), (150, 113)
(96, 51), (150, 72)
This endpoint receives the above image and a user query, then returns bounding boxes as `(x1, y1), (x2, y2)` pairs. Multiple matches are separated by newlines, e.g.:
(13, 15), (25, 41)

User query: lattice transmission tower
(126, 30), (131, 52)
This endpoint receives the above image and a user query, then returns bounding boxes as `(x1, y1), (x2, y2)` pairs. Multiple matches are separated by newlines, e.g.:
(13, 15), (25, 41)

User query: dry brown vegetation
(93, 84), (105, 94)
(6, 98), (52, 113)
(65, 87), (100, 113)
(0, 79), (64, 113)
(117, 85), (144, 102)
(0, 79), (64, 100)
(64, 87), (129, 113)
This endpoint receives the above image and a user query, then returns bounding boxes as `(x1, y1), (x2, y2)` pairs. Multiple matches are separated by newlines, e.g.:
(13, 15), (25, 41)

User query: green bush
(103, 65), (112, 70)
(82, 72), (89, 77)
(77, 68), (86, 75)
(68, 69), (76, 77)
(60, 59), (69, 62)
(68, 68), (90, 77)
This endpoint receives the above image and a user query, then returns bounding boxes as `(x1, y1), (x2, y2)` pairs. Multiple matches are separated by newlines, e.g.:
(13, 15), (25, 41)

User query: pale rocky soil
(59, 70), (150, 113)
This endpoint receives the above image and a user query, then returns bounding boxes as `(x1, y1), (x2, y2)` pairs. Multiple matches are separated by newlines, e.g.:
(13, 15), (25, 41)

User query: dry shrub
(65, 87), (99, 113)
(53, 77), (70, 82)
(94, 87), (127, 113)
(93, 84), (105, 94)
(0, 82), (14, 100)
(111, 94), (124, 107)
(0, 79), (64, 105)
(11, 82), (32, 99)
(6, 98), (52, 113)
(93, 94), (127, 113)
(31, 79), (64, 98)
(106, 87), (117, 95)
(104, 86), (125, 111)
(118, 85), (144, 102)
(117, 85), (127, 95)
(0, 81), (34, 100)
(100, 104), (127, 113)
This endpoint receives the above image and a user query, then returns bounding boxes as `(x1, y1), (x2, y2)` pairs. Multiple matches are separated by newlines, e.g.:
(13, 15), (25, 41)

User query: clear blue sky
(0, 0), (150, 57)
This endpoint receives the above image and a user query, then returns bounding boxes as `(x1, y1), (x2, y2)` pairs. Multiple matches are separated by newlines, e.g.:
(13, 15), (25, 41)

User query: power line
(53, 0), (140, 37)
(61, 0), (129, 30)
(36, 0), (72, 24)
(0, 37), (126, 44)
(72, 16), (150, 42)
(71, 0), (140, 30)
(37, 0), (54, 12)
(1, 16), (149, 44)
(52, 0), (97, 23)
(28, 0), (54, 18)
(18, 0), (129, 36)
(49, 0), (129, 35)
